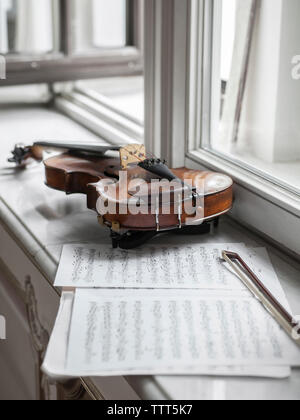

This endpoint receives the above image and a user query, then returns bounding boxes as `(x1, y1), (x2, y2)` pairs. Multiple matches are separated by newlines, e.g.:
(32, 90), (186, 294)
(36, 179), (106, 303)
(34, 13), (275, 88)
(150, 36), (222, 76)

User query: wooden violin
(8, 141), (233, 249)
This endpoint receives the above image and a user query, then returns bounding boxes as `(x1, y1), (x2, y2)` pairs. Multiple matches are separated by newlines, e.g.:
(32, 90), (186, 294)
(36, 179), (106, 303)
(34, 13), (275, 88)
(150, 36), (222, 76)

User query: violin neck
(8, 140), (123, 166)
(33, 140), (121, 156)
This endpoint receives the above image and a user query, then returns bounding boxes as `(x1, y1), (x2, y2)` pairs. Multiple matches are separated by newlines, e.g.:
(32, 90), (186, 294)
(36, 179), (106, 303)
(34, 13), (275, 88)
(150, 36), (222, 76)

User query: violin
(8, 141), (233, 249)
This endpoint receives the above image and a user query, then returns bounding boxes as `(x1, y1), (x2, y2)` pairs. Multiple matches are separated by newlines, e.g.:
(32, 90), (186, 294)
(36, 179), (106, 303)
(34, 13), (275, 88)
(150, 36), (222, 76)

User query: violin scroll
(8, 144), (43, 166)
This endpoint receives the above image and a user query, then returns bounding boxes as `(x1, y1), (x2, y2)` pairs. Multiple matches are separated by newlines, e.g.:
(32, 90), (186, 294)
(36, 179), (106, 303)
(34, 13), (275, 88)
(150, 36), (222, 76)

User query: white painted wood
(0, 54), (6, 80)
(144, 0), (161, 157)
(61, 91), (144, 141)
(75, 76), (144, 126)
(144, 0), (190, 166)
(0, 0), (10, 53)
(55, 97), (137, 145)
(186, 151), (300, 257)
(0, 269), (37, 400)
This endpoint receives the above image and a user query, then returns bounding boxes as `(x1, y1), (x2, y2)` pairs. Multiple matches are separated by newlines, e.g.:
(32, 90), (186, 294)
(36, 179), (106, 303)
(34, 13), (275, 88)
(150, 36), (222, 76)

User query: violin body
(9, 142), (233, 248)
(44, 153), (233, 229)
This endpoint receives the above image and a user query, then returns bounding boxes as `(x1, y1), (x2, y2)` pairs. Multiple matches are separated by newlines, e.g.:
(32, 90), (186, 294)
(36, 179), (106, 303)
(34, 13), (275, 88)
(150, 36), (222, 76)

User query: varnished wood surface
(44, 153), (233, 231)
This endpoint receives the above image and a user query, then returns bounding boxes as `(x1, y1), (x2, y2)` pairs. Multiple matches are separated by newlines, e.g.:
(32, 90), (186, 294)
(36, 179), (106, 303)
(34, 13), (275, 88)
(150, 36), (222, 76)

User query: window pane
(206, 0), (300, 193)
(0, 0), (60, 55)
(71, 0), (128, 54)
(76, 76), (144, 125)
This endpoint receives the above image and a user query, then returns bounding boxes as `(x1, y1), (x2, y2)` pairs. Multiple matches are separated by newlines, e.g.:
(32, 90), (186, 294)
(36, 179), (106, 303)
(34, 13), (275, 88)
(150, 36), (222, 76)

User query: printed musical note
(65, 289), (300, 375)
(55, 243), (248, 289)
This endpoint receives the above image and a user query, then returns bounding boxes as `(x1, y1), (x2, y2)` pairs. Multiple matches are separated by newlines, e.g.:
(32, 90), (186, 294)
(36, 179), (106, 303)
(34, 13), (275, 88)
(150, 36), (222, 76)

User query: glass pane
(71, 0), (128, 54)
(0, 0), (60, 55)
(207, 0), (300, 193)
(76, 76), (144, 125)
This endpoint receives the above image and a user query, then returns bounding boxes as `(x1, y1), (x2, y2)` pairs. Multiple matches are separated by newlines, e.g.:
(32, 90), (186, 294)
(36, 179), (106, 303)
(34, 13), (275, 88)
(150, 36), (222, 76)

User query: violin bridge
(120, 144), (147, 169)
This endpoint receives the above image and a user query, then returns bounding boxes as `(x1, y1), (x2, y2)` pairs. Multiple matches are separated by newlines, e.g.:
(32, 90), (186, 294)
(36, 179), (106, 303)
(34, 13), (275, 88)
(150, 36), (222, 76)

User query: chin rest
(110, 219), (219, 249)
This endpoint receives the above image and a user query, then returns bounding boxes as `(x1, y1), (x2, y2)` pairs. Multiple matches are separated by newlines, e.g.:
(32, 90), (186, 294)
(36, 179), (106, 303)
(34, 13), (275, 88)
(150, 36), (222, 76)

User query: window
(143, 0), (299, 255)
(0, 0), (143, 85)
(71, 0), (128, 53)
(0, 0), (144, 144)
(0, 0), (60, 55)
(191, 0), (300, 196)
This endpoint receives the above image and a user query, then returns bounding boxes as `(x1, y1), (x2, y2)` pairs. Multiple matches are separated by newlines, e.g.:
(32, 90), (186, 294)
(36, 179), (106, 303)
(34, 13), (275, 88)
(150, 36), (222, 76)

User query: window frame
(145, 0), (300, 257)
(186, 0), (300, 207)
(2, 0), (144, 86)
(54, 77), (144, 146)
(144, 0), (191, 166)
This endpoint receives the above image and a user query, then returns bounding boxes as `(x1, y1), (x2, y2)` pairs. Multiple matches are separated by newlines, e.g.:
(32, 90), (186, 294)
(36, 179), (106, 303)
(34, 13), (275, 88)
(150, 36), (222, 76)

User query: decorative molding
(25, 277), (51, 400)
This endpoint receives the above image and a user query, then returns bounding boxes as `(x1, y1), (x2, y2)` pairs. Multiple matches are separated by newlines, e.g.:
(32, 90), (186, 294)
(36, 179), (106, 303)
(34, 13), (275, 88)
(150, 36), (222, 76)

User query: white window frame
(145, 0), (300, 257)
(2, 0), (143, 86)
(54, 79), (144, 146)
(0, 1), (145, 146)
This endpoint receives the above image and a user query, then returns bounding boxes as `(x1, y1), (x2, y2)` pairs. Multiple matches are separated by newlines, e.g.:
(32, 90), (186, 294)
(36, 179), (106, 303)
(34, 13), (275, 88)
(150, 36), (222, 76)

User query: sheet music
(65, 289), (300, 376)
(54, 243), (249, 289)
(42, 292), (291, 379)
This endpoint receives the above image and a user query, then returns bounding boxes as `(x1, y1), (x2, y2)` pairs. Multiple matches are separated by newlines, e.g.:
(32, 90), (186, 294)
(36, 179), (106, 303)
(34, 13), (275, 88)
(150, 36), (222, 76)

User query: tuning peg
(7, 144), (28, 165)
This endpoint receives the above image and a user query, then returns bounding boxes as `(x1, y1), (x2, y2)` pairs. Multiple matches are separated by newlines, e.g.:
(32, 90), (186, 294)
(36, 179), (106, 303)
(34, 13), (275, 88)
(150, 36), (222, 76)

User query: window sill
(209, 143), (300, 195)
(187, 148), (300, 217)
(55, 77), (144, 146)
(75, 76), (144, 126)
(186, 148), (300, 258)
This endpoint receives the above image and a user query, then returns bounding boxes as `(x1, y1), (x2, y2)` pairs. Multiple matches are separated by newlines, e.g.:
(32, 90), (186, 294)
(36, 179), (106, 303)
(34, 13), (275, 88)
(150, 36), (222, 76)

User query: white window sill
(186, 148), (300, 258)
(188, 148), (300, 216)
(75, 76), (144, 125)
(209, 143), (300, 194)
(56, 76), (144, 146)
